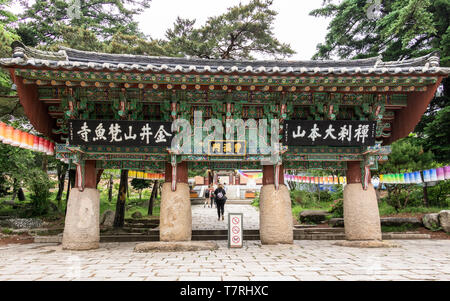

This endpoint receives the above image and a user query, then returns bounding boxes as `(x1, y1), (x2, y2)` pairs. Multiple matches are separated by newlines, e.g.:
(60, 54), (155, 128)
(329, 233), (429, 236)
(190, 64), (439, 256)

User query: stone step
(34, 230), (431, 244)
(124, 219), (159, 225)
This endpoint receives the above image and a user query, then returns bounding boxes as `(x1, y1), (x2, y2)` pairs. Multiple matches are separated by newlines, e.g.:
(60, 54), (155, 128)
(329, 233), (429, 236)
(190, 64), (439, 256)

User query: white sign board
(228, 213), (243, 248)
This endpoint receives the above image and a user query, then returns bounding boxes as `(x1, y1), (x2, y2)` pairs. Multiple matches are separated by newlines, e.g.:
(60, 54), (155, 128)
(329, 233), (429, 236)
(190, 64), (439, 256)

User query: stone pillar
(62, 160), (100, 250)
(343, 161), (382, 241)
(259, 165), (293, 244)
(160, 162), (192, 241)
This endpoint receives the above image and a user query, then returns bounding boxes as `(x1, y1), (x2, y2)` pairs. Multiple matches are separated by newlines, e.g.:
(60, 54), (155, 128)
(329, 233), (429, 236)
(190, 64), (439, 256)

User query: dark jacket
(214, 187), (226, 201)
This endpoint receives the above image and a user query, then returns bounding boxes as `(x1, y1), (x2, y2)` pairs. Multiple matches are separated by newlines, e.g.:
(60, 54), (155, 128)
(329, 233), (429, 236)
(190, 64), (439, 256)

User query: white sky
(9, 0), (331, 60)
(135, 0), (331, 60)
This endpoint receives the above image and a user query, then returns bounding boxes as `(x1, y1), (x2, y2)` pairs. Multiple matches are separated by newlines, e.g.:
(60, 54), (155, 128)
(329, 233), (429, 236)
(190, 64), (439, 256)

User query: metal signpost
(228, 213), (243, 248)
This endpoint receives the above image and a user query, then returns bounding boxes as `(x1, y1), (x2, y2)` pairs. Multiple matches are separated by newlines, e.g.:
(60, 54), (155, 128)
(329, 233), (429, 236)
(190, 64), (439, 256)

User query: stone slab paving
(0, 240), (449, 281)
(192, 203), (260, 230)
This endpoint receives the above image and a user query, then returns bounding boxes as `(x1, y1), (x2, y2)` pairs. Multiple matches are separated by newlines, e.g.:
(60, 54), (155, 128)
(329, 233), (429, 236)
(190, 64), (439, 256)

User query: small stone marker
(228, 213), (243, 248)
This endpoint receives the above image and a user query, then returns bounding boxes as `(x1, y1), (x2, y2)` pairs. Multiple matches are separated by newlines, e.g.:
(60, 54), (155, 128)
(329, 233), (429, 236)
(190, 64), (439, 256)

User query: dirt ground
(0, 234), (34, 246)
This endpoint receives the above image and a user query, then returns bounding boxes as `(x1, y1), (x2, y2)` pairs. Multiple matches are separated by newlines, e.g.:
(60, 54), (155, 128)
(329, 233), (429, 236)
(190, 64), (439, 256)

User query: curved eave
(2, 57), (450, 77)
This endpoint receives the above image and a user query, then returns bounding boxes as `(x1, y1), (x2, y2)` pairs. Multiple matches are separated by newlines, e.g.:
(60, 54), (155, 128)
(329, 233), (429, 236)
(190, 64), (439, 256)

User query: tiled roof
(2, 41), (450, 76)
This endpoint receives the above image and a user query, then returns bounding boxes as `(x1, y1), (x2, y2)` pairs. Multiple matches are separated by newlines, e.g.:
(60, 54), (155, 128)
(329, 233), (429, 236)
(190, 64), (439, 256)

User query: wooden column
(346, 161), (361, 184)
(262, 165), (284, 185)
(75, 160), (97, 189)
(164, 161), (188, 184)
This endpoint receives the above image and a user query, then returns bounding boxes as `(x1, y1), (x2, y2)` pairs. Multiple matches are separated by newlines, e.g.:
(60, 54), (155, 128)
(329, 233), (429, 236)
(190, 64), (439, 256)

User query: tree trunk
(41, 155), (48, 172)
(421, 172), (429, 207)
(65, 169), (76, 215)
(11, 178), (17, 200)
(56, 164), (68, 209)
(17, 188), (25, 201)
(108, 174), (113, 202)
(96, 168), (104, 188)
(113, 169), (128, 228)
(147, 180), (158, 216)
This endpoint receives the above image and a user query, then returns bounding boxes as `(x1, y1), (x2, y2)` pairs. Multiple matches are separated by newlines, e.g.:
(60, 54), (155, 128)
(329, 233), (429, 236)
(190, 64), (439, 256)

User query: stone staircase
(33, 218), (431, 243)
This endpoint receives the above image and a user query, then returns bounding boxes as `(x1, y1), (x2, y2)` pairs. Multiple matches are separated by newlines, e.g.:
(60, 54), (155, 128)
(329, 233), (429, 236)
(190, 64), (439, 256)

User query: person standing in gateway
(214, 184), (227, 221)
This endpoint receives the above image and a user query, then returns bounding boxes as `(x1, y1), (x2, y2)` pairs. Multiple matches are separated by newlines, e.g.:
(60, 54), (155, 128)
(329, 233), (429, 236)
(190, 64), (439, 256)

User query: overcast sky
(135, 0), (331, 60)
(9, 0), (331, 60)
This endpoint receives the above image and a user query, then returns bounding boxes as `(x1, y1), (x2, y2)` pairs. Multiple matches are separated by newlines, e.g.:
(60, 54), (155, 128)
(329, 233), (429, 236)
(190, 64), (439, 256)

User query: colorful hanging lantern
(19, 131), (27, 149)
(444, 166), (450, 180)
(414, 171), (422, 183)
(49, 142), (55, 155)
(0, 122), (5, 142)
(11, 128), (21, 146)
(38, 137), (45, 152)
(404, 173), (410, 184)
(423, 170), (431, 182)
(26, 133), (33, 150)
(46, 140), (52, 155)
(3, 125), (13, 144)
(32, 135), (39, 151)
(430, 169), (438, 181)
(436, 167), (445, 181)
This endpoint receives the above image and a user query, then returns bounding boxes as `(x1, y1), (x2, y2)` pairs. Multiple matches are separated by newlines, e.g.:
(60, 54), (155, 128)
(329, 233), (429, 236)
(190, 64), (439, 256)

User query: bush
(251, 192), (260, 207)
(318, 190), (332, 202)
(427, 181), (450, 207)
(26, 169), (53, 216)
(290, 190), (317, 207)
(1, 227), (12, 235)
(329, 198), (343, 218)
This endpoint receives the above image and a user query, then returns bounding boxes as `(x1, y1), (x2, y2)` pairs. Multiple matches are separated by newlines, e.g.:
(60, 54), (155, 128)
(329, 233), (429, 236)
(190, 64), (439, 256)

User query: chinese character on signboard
(283, 120), (376, 146)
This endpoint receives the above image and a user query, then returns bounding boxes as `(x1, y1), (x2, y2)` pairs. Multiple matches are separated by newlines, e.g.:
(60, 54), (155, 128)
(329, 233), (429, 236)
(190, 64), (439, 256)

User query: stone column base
(160, 182), (192, 241)
(62, 188), (100, 250)
(259, 184), (293, 244)
(343, 183), (382, 241)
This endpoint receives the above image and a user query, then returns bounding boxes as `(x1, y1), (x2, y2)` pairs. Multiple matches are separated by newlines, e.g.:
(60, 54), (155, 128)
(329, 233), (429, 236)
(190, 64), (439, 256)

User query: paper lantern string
(379, 167), (450, 184)
(0, 122), (54, 155)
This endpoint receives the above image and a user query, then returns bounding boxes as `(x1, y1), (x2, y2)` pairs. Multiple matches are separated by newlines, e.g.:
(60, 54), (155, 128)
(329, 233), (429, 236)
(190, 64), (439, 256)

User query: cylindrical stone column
(160, 162), (192, 241)
(259, 165), (293, 244)
(62, 160), (100, 250)
(343, 161), (382, 241)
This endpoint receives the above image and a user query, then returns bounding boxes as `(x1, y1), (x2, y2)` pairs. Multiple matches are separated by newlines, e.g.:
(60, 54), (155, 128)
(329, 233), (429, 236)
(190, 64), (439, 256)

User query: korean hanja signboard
(68, 120), (173, 147)
(283, 120), (377, 146)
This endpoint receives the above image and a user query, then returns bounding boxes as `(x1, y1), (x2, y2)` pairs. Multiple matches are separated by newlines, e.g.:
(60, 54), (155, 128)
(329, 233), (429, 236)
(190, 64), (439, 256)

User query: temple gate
(1, 41), (449, 249)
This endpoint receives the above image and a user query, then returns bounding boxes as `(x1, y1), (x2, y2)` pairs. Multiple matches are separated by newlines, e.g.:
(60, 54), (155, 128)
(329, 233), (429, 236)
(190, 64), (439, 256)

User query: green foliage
(16, 0), (151, 46)
(379, 138), (434, 174)
(165, 0), (295, 59)
(381, 224), (419, 232)
(329, 198), (344, 218)
(427, 180), (450, 207)
(251, 192), (260, 207)
(130, 178), (151, 191)
(0, 141), (35, 196)
(310, 0), (449, 62)
(1, 227), (12, 234)
(25, 169), (54, 216)
(422, 105), (450, 163)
